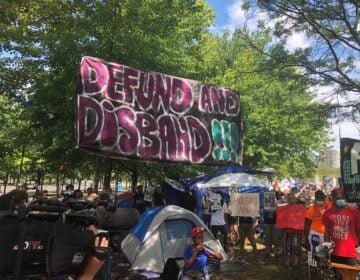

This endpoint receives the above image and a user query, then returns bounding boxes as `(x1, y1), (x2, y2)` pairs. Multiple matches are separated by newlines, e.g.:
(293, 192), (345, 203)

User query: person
(283, 192), (304, 267)
(78, 234), (109, 280)
(180, 187), (196, 212)
(210, 191), (229, 252)
(180, 227), (223, 280)
(152, 185), (165, 207)
(304, 190), (331, 280)
(201, 188), (212, 228)
(133, 185), (146, 214)
(73, 189), (84, 200)
(263, 206), (281, 258)
(323, 188), (360, 267)
(0, 189), (28, 212)
(238, 215), (260, 263)
(229, 215), (239, 246)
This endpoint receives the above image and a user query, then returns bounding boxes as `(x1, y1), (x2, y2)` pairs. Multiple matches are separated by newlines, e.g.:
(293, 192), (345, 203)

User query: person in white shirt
(210, 191), (230, 252)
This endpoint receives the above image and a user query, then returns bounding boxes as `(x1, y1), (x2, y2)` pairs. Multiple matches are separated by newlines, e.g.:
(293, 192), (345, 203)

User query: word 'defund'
(76, 56), (242, 165)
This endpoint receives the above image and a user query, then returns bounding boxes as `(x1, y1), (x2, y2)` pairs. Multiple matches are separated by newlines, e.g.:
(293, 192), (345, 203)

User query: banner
(229, 193), (260, 217)
(276, 204), (306, 230)
(340, 138), (360, 202)
(264, 192), (276, 211)
(76, 56), (242, 165)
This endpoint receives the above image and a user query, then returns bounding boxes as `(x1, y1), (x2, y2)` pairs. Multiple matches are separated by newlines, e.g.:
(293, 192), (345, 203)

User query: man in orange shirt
(304, 190), (331, 280)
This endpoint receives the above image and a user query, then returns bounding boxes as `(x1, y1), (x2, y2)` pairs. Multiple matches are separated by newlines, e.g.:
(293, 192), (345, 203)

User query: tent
(198, 172), (269, 190)
(195, 172), (270, 219)
(121, 205), (227, 274)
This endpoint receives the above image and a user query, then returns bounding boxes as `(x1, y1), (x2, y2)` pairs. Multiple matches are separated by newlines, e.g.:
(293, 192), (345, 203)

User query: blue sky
(206, 0), (231, 28)
(205, 0), (360, 147)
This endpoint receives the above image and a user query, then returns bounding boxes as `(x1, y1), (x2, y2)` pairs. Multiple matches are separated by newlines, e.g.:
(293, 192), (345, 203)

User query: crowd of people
(2, 182), (360, 280)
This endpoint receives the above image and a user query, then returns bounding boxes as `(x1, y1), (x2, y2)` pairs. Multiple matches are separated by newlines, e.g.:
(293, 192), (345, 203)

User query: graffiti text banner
(76, 56), (242, 165)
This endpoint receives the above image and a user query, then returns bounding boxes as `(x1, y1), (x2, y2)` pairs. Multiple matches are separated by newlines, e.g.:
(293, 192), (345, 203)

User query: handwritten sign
(276, 204), (306, 230)
(264, 192), (276, 211)
(229, 193), (260, 217)
(76, 56), (242, 165)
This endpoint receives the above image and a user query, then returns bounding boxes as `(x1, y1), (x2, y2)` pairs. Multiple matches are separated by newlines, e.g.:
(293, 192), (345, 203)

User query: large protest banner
(276, 204), (306, 230)
(229, 193), (260, 217)
(340, 138), (360, 202)
(76, 56), (242, 165)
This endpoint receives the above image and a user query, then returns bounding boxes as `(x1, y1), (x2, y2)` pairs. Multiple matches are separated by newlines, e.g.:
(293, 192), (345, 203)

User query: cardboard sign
(76, 56), (242, 165)
(264, 192), (276, 211)
(229, 193), (260, 217)
(209, 192), (222, 211)
(144, 185), (155, 202)
(276, 203), (306, 230)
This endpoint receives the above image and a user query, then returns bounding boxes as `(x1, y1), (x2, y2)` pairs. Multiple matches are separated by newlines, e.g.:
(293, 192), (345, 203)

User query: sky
(205, 0), (360, 148)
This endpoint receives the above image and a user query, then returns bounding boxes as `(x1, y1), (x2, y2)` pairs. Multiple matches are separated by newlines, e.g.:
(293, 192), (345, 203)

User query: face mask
(315, 200), (324, 206)
(335, 199), (347, 207)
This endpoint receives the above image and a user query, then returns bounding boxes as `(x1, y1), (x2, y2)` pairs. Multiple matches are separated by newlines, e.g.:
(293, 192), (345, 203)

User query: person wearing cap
(180, 227), (223, 280)
(304, 190), (332, 280)
(323, 188), (360, 269)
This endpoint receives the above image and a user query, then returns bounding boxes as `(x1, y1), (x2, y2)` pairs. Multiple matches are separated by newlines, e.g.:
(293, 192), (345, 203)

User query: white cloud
(285, 32), (311, 51)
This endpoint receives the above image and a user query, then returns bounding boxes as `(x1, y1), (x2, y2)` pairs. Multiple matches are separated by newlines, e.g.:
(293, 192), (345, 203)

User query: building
(325, 149), (340, 168)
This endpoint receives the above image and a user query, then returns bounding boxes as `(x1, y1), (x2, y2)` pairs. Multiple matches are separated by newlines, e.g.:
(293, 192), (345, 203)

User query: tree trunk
(131, 165), (138, 192)
(103, 159), (113, 192)
(94, 156), (101, 192)
(17, 144), (26, 188)
(3, 174), (8, 194)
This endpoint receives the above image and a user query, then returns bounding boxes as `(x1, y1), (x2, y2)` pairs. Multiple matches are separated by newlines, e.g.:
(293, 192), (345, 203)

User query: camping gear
(121, 205), (227, 274)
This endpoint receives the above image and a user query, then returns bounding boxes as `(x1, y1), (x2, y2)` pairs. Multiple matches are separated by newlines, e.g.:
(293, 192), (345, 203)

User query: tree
(0, 0), (216, 184)
(198, 30), (331, 177)
(242, 0), (360, 120)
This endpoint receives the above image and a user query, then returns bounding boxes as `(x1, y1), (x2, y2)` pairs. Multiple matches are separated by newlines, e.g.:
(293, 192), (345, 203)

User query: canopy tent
(121, 205), (227, 274)
(162, 166), (271, 218)
(195, 172), (270, 218)
(197, 172), (269, 189)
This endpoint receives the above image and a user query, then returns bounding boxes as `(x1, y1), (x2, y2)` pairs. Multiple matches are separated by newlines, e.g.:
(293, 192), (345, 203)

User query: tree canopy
(0, 0), (337, 185)
(242, 0), (360, 120)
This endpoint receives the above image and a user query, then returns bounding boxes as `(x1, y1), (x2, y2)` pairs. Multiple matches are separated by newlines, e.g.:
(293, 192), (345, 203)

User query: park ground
(210, 241), (330, 280)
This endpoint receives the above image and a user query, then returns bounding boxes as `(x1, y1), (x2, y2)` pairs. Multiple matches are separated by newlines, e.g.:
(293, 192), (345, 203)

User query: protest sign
(229, 193), (260, 217)
(276, 204), (306, 230)
(76, 56), (242, 165)
(264, 192), (276, 211)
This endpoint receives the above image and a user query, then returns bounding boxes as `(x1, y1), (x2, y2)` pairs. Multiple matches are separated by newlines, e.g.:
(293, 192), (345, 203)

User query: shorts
(211, 225), (228, 236)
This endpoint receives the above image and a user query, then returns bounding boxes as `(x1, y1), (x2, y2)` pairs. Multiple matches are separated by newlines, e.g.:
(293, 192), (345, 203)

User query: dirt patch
(211, 242), (331, 280)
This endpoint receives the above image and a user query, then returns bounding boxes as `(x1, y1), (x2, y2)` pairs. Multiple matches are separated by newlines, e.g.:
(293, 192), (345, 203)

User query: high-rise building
(325, 149), (340, 168)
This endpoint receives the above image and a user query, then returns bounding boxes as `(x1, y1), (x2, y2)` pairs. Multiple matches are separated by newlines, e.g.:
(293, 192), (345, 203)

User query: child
(181, 227), (223, 280)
